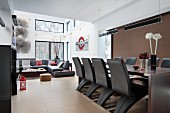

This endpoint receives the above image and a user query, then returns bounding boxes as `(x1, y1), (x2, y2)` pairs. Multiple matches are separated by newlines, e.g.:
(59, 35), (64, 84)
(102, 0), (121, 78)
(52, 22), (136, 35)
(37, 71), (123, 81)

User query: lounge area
(1, 0), (170, 113)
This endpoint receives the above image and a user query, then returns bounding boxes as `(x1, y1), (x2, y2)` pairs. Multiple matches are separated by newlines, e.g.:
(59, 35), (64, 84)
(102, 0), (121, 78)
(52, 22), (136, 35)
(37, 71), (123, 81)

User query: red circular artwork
(78, 36), (85, 50)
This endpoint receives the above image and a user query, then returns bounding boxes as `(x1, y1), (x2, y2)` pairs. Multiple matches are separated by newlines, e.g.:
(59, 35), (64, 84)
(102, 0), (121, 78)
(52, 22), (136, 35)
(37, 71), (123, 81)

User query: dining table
(126, 65), (170, 113)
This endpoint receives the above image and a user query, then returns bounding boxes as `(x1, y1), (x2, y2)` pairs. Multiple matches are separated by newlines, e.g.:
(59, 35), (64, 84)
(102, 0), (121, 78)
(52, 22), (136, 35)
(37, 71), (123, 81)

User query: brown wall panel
(113, 13), (170, 65)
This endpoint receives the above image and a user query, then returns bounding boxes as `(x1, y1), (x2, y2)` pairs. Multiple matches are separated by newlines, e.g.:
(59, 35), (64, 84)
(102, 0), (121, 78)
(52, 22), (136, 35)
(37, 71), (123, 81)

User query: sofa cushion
(30, 60), (36, 66)
(36, 60), (42, 66)
(53, 70), (75, 77)
(42, 60), (49, 65)
(57, 61), (64, 67)
(50, 61), (57, 66)
(61, 61), (69, 69)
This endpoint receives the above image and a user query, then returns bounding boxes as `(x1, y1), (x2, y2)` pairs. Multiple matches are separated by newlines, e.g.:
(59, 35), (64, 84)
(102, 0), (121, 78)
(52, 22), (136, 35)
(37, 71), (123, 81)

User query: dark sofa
(17, 59), (74, 77)
(30, 60), (49, 70)
(48, 61), (70, 74)
(16, 59), (75, 77)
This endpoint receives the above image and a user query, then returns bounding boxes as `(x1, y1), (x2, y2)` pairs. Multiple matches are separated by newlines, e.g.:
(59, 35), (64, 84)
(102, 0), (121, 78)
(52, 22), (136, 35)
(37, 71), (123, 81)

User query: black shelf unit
(0, 45), (17, 113)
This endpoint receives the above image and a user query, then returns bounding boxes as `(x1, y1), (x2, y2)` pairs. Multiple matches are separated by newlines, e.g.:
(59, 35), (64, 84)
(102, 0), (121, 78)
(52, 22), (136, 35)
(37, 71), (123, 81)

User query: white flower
(153, 33), (162, 40)
(145, 33), (153, 39)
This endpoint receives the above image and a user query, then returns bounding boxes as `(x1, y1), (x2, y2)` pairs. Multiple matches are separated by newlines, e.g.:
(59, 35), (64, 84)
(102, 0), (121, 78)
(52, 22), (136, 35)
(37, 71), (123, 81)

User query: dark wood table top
(126, 65), (170, 77)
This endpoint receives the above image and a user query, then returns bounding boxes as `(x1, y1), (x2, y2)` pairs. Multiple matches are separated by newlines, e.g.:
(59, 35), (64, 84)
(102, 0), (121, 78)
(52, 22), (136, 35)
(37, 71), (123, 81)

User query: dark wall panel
(113, 13), (170, 65)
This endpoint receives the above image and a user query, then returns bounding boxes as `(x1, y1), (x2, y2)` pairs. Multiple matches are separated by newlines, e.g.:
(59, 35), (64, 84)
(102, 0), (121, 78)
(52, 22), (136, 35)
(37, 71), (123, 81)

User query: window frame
(66, 21), (70, 31)
(35, 19), (64, 33)
(35, 41), (64, 60)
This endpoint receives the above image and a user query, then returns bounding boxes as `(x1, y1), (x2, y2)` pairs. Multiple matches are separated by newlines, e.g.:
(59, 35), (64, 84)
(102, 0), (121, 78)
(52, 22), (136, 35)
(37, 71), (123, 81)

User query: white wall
(67, 21), (98, 62)
(0, 9), (13, 45)
(14, 11), (67, 58)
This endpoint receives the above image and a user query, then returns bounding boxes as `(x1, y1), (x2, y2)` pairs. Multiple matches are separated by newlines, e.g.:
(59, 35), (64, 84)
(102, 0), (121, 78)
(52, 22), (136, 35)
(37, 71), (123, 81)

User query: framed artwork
(76, 35), (89, 51)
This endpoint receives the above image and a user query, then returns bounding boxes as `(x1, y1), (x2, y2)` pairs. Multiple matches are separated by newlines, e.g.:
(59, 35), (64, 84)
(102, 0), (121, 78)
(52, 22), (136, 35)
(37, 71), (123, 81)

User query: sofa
(17, 59), (74, 77)
(48, 61), (70, 74)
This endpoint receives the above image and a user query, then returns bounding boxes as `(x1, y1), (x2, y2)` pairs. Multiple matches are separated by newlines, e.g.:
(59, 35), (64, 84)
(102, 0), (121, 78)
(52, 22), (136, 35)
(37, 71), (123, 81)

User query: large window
(35, 19), (64, 33)
(66, 21), (70, 31)
(35, 41), (64, 61)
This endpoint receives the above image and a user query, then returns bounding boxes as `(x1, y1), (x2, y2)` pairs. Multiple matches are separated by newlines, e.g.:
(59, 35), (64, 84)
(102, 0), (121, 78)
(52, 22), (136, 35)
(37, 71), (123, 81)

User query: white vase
(140, 59), (148, 69)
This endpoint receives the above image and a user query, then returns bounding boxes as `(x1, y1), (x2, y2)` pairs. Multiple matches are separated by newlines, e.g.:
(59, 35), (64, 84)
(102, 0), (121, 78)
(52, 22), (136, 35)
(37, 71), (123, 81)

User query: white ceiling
(12, 0), (137, 22)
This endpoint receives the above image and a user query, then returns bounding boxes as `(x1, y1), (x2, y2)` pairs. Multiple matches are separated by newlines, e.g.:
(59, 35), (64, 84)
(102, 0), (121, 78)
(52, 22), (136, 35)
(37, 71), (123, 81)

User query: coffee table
(17, 68), (47, 77)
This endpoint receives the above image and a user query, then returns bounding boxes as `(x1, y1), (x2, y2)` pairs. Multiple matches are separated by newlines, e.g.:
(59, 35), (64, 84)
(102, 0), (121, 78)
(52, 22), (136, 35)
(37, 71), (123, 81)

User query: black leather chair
(161, 58), (170, 68)
(107, 59), (148, 113)
(92, 58), (114, 106)
(72, 57), (86, 91)
(81, 58), (99, 96)
(114, 57), (123, 60)
(125, 57), (137, 65)
(148, 58), (160, 67)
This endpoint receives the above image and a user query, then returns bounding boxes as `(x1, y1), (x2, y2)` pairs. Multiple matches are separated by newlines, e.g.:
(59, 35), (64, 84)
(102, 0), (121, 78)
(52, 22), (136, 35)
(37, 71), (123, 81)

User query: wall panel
(113, 12), (170, 65)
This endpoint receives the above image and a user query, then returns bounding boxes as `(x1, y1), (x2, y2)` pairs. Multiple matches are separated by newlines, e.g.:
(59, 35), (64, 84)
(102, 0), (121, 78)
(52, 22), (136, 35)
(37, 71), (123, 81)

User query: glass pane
(36, 20), (45, 31)
(51, 43), (64, 61)
(35, 20), (64, 33)
(36, 42), (49, 60)
(105, 34), (112, 59)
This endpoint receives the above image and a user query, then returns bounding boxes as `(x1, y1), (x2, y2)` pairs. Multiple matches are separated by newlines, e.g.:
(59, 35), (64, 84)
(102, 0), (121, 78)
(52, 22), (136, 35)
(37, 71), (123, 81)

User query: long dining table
(126, 65), (170, 113)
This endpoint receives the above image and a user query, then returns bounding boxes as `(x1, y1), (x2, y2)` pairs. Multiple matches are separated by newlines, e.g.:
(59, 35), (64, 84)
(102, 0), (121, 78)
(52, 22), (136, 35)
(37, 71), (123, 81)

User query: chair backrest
(72, 57), (85, 78)
(62, 61), (69, 69)
(114, 57), (123, 61)
(125, 57), (137, 65)
(161, 58), (170, 68)
(148, 58), (160, 67)
(107, 59), (131, 96)
(82, 58), (95, 82)
(92, 58), (111, 88)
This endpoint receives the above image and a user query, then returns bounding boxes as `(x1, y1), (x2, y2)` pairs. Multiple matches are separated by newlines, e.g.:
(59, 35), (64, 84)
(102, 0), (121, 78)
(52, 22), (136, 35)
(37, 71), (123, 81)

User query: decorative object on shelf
(16, 18), (31, 53)
(139, 52), (149, 69)
(145, 33), (162, 70)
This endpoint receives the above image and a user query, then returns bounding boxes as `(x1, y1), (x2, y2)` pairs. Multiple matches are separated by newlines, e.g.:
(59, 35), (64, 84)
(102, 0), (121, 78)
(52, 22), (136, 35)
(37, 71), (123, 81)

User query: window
(35, 41), (64, 61)
(35, 19), (64, 33)
(50, 42), (64, 61)
(74, 20), (75, 27)
(66, 21), (70, 31)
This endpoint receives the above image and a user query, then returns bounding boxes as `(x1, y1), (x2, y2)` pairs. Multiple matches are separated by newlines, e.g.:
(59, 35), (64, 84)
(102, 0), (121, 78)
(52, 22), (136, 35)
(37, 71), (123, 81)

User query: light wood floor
(12, 76), (148, 113)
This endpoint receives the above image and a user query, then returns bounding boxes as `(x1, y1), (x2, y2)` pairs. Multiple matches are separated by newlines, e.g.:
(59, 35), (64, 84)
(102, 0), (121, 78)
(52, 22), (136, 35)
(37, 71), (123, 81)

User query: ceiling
(12, 0), (137, 22)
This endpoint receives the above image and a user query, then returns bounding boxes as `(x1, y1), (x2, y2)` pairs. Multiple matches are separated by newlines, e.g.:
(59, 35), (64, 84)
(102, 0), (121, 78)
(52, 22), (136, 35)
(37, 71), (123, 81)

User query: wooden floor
(12, 76), (148, 113)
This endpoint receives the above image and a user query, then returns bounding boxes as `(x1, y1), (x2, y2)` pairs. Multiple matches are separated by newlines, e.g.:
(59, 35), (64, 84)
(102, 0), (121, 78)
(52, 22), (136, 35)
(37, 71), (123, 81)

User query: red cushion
(36, 60), (42, 66)
(50, 61), (57, 66)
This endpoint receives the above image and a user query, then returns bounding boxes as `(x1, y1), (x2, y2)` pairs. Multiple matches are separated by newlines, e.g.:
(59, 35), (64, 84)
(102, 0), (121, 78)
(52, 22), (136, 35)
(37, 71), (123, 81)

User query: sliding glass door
(35, 41), (64, 60)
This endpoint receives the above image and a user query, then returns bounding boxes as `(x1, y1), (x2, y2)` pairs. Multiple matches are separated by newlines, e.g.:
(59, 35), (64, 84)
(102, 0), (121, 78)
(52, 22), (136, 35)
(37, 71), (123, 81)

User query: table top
(127, 65), (170, 77)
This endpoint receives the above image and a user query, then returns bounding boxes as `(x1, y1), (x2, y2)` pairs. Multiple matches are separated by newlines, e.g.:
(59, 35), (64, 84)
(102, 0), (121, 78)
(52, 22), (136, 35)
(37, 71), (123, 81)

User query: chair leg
(76, 79), (89, 91)
(114, 94), (147, 113)
(97, 88), (114, 106)
(85, 83), (100, 97)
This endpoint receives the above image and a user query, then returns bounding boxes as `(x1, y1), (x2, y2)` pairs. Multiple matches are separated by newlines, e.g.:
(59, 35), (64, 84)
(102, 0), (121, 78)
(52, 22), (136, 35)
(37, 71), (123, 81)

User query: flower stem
(155, 39), (158, 55)
(149, 39), (153, 54)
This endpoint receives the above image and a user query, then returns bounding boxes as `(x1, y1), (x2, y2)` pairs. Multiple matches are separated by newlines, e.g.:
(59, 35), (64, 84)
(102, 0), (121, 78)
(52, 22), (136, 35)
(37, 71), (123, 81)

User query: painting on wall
(76, 35), (89, 51)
